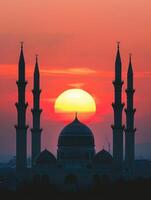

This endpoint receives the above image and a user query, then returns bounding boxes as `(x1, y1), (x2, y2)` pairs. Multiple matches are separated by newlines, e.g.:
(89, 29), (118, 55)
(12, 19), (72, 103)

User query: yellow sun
(54, 89), (96, 113)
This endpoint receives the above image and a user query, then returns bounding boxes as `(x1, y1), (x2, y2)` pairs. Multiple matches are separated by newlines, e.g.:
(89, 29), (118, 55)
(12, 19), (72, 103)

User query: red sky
(0, 0), (151, 160)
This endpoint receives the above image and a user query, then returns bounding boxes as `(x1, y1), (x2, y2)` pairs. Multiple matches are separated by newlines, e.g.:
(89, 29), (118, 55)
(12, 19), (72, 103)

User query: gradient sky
(0, 0), (151, 161)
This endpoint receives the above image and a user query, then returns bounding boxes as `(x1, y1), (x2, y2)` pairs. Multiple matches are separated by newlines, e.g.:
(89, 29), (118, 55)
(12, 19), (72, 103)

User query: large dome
(58, 116), (95, 147)
(57, 116), (95, 161)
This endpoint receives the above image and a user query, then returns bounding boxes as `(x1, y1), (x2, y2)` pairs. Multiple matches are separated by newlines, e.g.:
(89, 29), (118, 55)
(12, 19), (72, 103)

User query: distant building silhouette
(15, 43), (141, 188)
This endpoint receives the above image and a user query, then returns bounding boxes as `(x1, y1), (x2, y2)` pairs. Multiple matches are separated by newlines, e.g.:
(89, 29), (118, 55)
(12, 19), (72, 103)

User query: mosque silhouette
(15, 43), (149, 189)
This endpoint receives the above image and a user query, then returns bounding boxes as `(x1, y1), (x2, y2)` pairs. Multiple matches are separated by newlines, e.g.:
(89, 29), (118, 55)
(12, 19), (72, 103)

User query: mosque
(15, 43), (148, 189)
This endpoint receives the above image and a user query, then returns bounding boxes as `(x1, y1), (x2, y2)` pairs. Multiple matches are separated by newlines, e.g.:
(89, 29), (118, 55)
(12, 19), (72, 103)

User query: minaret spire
(112, 43), (125, 172)
(75, 112), (78, 119)
(31, 55), (42, 167)
(115, 42), (122, 82)
(21, 41), (24, 49)
(15, 43), (28, 171)
(125, 55), (136, 175)
(19, 42), (25, 82)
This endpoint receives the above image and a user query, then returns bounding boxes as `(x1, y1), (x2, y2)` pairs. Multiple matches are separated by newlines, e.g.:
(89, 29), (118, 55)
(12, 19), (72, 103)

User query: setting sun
(54, 89), (96, 114)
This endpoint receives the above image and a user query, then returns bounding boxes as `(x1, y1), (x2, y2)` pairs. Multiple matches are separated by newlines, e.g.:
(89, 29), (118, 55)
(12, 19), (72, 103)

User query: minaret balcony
(31, 128), (43, 133)
(111, 125), (125, 131)
(16, 80), (28, 87)
(124, 108), (136, 114)
(112, 80), (124, 87)
(15, 102), (28, 110)
(32, 89), (41, 95)
(31, 108), (42, 114)
(112, 103), (125, 110)
(125, 128), (136, 133)
(15, 125), (29, 130)
(125, 89), (135, 94)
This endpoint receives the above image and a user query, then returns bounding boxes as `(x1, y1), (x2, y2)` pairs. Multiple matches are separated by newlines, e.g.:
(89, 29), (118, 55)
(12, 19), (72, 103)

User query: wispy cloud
(40, 68), (115, 78)
(68, 83), (85, 88)
(1, 64), (151, 79)
(41, 67), (96, 76)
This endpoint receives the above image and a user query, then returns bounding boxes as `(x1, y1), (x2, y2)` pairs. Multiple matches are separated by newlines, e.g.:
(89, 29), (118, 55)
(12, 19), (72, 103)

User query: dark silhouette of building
(14, 43), (144, 189)
(15, 43), (28, 171)
(31, 56), (42, 167)
(125, 55), (136, 174)
(57, 115), (95, 162)
(111, 43), (125, 171)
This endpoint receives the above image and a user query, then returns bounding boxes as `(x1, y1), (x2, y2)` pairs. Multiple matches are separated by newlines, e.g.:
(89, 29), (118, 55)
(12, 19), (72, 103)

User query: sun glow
(54, 89), (96, 114)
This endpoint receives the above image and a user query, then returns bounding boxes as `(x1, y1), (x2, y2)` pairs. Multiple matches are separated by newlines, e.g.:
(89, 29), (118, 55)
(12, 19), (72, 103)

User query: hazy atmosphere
(0, 0), (151, 161)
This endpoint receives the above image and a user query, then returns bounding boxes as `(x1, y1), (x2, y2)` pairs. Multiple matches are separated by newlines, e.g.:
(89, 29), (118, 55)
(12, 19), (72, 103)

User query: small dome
(58, 116), (95, 147)
(93, 150), (113, 164)
(35, 149), (57, 165)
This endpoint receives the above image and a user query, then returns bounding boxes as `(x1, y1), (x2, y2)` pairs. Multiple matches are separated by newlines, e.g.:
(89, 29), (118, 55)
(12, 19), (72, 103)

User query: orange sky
(0, 0), (151, 160)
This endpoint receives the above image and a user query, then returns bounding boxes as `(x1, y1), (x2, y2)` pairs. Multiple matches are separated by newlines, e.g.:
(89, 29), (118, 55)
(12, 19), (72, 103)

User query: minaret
(125, 55), (136, 173)
(112, 43), (125, 170)
(15, 43), (28, 171)
(31, 55), (42, 167)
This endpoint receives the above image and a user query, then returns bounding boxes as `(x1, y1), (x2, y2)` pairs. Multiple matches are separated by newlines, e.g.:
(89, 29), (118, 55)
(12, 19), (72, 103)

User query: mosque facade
(15, 43), (139, 189)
